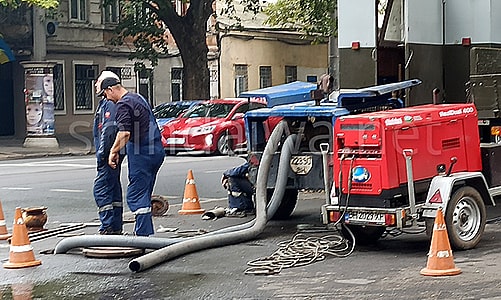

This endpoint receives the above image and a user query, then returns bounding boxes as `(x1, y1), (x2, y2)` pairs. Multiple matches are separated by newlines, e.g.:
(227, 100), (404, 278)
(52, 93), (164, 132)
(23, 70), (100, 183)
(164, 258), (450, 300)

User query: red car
(161, 98), (267, 155)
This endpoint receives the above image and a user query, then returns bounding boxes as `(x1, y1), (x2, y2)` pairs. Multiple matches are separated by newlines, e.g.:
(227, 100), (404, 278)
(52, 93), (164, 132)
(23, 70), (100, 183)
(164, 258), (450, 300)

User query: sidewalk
(0, 133), (94, 161)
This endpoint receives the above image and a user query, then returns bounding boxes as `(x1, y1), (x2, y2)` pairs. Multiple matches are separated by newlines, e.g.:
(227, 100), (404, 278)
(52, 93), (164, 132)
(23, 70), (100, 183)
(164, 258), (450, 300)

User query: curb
(0, 150), (93, 161)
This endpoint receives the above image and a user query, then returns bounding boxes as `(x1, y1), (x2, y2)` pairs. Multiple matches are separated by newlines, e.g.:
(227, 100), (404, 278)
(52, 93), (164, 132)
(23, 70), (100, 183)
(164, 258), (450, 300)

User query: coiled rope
(244, 233), (354, 275)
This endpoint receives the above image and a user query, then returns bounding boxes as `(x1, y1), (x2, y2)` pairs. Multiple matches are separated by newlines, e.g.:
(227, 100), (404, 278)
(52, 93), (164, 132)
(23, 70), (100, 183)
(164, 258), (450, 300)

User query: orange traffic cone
(0, 200), (11, 240)
(420, 208), (461, 276)
(3, 207), (42, 269)
(178, 170), (205, 215)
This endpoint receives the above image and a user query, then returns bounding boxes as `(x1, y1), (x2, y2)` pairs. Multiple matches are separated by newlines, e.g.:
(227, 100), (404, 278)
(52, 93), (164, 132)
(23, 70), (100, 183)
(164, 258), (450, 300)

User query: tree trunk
(178, 35), (210, 100)
(162, 0), (212, 100)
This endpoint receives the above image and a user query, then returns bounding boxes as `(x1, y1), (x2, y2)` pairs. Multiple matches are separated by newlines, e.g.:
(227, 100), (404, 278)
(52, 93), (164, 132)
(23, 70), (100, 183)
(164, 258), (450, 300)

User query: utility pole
(32, 5), (46, 61)
(329, 4), (339, 91)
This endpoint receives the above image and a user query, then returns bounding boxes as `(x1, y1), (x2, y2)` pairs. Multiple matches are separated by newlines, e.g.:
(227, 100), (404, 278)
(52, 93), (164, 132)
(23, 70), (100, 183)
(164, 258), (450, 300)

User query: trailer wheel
(341, 225), (386, 245)
(267, 189), (298, 220)
(445, 186), (486, 250)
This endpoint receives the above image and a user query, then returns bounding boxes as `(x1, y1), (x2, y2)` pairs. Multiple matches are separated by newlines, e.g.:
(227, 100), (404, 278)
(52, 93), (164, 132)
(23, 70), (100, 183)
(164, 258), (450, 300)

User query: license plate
(346, 211), (385, 224)
(289, 155), (313, 175)
(166, 137), (185, 145)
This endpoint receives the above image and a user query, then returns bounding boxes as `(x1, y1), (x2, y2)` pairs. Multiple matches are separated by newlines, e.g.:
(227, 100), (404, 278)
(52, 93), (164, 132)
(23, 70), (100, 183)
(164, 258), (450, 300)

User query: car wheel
(216, 133), (231, 155)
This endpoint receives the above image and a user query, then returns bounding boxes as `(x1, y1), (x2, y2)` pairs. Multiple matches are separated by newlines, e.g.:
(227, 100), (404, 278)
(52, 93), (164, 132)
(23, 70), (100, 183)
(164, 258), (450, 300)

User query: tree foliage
(111, 0), (334, 99)
(0, 0), (58, 9)
(264, 0), (336, 42)
(110, 0), (265, 100)
(111, 0), (215, 99)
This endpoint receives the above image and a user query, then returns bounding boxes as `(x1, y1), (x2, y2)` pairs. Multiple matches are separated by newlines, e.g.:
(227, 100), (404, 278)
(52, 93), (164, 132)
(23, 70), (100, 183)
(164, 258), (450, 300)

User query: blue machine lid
(240, 81), (317, 107)
(246, 79), (422, 118)
(246, 101), (350, 118)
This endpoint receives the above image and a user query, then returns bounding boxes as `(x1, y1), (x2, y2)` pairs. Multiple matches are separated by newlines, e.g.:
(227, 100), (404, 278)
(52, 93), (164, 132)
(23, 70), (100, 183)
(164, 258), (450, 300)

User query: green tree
(113, 0), (334, 100)
(112, 0), (267, 100)
(264, 0), (336, 42)
(0, 0), (58, 9)
(113, 0), (212, 100)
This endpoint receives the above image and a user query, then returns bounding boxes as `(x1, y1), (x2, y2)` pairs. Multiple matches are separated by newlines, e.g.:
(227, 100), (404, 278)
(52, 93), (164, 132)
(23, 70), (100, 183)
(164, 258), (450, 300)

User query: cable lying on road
(244, 233), (354, 275)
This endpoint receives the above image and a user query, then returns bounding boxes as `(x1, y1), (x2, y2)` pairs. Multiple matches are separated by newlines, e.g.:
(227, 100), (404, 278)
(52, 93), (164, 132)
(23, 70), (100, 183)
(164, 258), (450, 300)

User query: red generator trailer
(323, 103), (499, 249)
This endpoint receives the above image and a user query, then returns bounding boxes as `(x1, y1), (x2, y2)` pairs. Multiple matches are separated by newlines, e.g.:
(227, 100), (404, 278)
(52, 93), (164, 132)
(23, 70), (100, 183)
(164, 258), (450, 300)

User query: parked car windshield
(154, 104), (190, 119)
(183, 103), (236, 118)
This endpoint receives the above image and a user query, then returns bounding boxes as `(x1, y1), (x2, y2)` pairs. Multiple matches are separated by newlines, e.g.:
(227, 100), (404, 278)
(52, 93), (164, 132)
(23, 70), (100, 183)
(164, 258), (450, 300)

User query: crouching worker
(221, 162), (255, 217)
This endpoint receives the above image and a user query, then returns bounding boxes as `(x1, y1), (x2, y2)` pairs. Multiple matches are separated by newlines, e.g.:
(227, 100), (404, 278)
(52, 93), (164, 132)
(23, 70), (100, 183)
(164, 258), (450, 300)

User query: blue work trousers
(126, 143), (164, 236)
(93, 160), (123, 232)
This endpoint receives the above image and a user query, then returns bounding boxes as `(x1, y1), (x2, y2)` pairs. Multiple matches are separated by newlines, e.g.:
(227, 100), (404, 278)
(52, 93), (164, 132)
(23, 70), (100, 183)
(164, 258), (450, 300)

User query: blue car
(153, 100), (201, 129)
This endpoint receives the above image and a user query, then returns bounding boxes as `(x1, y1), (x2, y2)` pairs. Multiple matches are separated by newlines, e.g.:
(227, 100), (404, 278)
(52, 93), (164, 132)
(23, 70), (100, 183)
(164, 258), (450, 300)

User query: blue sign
(352, 166), (371, 183)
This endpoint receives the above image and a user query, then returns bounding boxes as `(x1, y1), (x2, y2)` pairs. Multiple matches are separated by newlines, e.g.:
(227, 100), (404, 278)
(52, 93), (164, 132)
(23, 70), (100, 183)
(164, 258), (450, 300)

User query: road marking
(50, 189), (86, 193)
(1, 187), (32, 190)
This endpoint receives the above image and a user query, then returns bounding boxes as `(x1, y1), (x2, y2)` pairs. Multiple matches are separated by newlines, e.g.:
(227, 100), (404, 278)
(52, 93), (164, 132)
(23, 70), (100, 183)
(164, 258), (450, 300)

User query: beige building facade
(1, 1), (172, 139)
(218, 29), (328, 98)
(1, 1), (328, 140)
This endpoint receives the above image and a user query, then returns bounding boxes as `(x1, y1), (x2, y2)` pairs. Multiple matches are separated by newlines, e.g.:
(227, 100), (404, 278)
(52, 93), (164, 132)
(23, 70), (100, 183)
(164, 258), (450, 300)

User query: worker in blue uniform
(93, 71), (124, 235)
(221, 162), (255, 215)
(388, 90), (404, 108)
(98, 71), (164, 236)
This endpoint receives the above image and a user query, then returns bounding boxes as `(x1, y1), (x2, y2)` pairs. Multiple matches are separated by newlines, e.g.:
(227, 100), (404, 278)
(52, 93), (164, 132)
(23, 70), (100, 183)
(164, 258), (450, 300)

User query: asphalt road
(0, 155), (500, 299)
(0, 154), (245, 222)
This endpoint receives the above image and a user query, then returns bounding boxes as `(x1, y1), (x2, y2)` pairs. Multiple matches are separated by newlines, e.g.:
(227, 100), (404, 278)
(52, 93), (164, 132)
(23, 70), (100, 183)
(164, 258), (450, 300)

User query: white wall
(338, 0), (376, 48)
(446, 0), (490, 44)
(406, 0), (500, 45)
(405, 0), (442, 44)
(492, 0), (501, 43)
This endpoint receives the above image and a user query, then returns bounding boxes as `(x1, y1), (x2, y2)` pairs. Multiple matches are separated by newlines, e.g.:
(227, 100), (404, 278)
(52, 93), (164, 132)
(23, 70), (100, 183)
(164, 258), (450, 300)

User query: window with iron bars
(171, 67), (183, 101)
(259, 66), (272, 88)
(235, 64), (248, 97)
(285, 65), (297, 83)
(53, 63), (65, 111)
(74, 64), (97, 111)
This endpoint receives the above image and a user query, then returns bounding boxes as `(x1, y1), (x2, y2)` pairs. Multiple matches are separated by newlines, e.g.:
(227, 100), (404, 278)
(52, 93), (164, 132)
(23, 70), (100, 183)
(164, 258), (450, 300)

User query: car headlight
(205, 134), (213, 146)
(191, 125), (216, 136)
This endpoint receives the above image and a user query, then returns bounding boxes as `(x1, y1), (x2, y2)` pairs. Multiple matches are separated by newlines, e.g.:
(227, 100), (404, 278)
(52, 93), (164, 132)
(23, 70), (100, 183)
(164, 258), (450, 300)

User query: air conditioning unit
(45, 21), (58, 37)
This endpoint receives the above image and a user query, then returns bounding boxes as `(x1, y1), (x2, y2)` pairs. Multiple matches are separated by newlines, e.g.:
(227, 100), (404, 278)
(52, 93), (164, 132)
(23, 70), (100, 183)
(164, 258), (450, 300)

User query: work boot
(98, 228), (123, 235)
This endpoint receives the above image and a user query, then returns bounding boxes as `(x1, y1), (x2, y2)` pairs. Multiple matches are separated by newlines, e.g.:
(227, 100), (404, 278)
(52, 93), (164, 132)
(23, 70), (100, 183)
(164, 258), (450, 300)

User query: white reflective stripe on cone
(10, 244), (33, 253)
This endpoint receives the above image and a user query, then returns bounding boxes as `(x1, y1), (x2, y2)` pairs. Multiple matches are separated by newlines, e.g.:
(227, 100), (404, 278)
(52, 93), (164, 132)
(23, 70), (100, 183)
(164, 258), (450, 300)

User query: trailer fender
(422, 172), (493, 218)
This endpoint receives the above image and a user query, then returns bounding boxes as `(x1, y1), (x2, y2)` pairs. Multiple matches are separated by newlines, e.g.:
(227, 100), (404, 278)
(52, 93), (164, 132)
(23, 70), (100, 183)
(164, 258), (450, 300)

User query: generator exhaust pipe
(128, 121), (290, 272)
